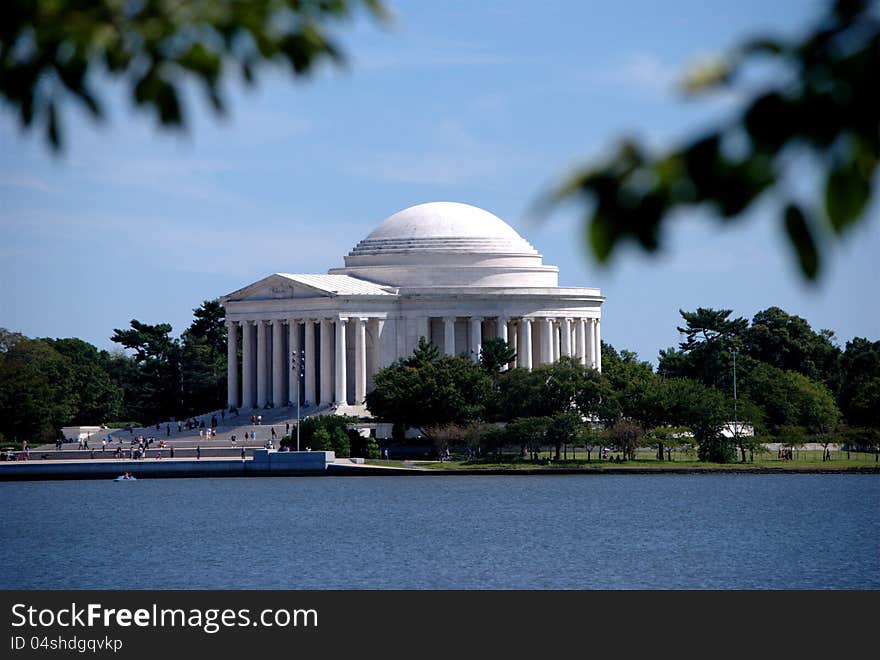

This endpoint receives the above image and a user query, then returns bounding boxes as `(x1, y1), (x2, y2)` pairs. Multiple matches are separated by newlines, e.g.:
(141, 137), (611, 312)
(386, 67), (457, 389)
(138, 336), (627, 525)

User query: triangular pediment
(222, 274), (333, 302)
(222, 273), (396, 302)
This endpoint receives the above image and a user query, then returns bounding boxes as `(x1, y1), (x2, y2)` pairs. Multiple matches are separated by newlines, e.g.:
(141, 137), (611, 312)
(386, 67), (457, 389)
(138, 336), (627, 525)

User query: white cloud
(589, 52), (678, 98)
(346, 118), (528, 186)
(0, 175), (53, 193)
(354, 50), (509, 72)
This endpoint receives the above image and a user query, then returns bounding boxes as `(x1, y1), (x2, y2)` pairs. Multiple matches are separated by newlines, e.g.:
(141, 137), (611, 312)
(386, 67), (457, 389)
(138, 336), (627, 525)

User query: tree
(365, 339), (492, 440)
(503, 416), (550, 461)
(847, 377), (880, 430)
(479, 338), (517, 374)
(0, 336), (77, 443)
(660, 378), (732, 462)
(329, 427), (350, 457)
(545, 411), (583, 461)
(100, 348), (143, 422)
(743, 306), (841, 387)
(580, 425), (605, 462)
(0, 0), (389, 150)
(644, 426), (690, 462)
(180, 300), (227, 415)
(729, 397), (766, 462)
(548, 0), (879, 280)
(493, 367), (549, 421)
(838, 338), (880, 427)
(288, 414), (358, 451)
(737, 361), (840, 436)
(659, 308), (747, 390)
(608, 419), (642, 461)
(311, 427), (330, 451)
(44, 337), (123, 424)
(111, 319), (181, 422)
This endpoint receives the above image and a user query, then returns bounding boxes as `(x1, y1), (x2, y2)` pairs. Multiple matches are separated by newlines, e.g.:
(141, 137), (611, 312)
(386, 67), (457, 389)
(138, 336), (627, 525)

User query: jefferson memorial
(221, 202), (604, 415)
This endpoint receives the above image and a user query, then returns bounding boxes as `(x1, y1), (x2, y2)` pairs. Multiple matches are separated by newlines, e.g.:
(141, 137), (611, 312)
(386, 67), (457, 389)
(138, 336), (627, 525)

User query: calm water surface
(2, 474), (877, 589)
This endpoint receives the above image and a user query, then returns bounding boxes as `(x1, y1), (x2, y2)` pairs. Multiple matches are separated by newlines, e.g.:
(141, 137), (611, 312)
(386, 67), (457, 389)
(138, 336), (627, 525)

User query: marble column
(576, 318), (587, 366)
(470, 317), (483, 362)
(288, 319), (299, 405)
(335, 317), (347, 404)
(226, 321), (238, 408)
(521, 318), (533, 370)
(417, 317), (430, 344)
(304, 320), (316, 405)
(443, 317), (456, 356)
(497, 316), (509, 343)
(542, 318), (554, 365)
(355, 317), (367, 404)
(595, 318), (602, 372)
(496, 316), (509, 371)
(256, 320), (268, 408)
(553, 321), (561, 362)
(242, 321), (254, 408)
(369, 318), (384, 392)
(587, 319), (596, 369)
(272, 319), (284, 406)
(320, 319), (333, 405)
(508, 320), (518, 367)
(561, 318), (572, 358)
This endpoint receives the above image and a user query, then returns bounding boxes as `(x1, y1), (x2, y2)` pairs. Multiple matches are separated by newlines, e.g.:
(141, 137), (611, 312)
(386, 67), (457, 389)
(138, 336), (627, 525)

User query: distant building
(60, 426), (103, 443)
(221, 202), (605, 415)
(721, 422), (755, 438)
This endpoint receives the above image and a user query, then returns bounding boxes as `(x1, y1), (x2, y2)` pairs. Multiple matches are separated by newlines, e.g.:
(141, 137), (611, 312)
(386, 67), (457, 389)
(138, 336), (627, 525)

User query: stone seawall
(0, 451), (335, 481)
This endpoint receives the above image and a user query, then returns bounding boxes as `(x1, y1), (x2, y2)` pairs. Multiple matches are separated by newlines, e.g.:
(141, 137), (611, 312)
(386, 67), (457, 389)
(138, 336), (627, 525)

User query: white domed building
(221, 202), (604, 414)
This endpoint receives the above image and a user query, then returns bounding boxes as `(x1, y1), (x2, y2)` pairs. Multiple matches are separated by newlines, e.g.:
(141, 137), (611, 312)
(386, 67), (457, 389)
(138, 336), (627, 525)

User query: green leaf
(784, 204), (819, 280)
(825, 162), (870, 232)
(589, 209), (615, 262)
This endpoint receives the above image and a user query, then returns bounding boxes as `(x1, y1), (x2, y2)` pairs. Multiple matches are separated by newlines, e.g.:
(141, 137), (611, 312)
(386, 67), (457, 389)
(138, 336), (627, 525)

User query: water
(2, 474), (878, 589)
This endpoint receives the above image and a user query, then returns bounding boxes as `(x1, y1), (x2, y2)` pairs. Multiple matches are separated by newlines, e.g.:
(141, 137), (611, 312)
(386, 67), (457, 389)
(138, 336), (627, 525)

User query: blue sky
(1, 0), (876, 363)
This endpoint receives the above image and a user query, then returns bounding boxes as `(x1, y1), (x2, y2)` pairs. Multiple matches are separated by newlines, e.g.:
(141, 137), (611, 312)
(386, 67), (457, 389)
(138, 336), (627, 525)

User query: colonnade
(227, 317), (371, 410)
(227, 315), (601, 410)
(438, 316), (600, 371)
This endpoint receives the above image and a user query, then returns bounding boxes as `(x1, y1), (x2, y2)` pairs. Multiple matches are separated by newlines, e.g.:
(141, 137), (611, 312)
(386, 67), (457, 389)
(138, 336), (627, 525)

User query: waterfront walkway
(36, 403), (338, 458)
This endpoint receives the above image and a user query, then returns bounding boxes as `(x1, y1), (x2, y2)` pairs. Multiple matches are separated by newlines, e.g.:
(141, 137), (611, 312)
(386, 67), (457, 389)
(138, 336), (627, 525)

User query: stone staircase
(37, 402), (361, 453)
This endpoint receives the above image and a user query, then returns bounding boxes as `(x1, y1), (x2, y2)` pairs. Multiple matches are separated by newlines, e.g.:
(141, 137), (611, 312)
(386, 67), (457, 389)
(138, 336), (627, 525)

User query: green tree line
(1, 302), (877, 457)
(0, 300), (227, 444)
(366, 306), (880, 463)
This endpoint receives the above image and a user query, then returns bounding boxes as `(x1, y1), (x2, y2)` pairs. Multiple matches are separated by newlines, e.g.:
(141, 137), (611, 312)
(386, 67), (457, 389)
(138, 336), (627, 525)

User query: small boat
(114, 474), (137, 481)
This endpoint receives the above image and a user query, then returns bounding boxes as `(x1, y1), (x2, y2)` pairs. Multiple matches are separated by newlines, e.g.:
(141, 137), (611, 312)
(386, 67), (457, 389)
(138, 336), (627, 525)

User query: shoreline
(0, 457), (877, 481)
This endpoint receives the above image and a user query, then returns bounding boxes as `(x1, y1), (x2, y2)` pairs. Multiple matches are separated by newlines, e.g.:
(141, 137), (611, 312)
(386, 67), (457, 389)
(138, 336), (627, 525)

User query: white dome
(331, 201), (558, 289)
(348, 202), (538, 257)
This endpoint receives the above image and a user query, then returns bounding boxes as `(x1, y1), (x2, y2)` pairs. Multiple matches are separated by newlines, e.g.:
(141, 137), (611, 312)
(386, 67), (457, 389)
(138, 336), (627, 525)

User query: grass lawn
(364, 459), (415, 469)
(412, 449), (879, 471)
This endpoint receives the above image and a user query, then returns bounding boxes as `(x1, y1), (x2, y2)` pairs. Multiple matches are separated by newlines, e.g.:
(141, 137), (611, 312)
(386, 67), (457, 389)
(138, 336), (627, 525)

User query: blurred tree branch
(545, 0), (879, 280)
(0, 0), (389, 149)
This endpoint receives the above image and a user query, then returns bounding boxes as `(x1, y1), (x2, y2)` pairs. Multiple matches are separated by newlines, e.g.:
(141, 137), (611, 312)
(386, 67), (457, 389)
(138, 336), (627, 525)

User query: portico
(221, 202), (604, 415)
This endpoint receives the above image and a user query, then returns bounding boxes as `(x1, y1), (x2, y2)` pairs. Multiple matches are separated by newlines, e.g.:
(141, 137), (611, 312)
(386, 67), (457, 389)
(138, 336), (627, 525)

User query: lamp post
(732, 346), (739, 459)
(292, 348), (304, 451)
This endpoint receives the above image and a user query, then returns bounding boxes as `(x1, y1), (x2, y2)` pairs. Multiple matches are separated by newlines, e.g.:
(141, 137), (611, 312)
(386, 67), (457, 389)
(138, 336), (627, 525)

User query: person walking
(196, 445), (201, 460)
